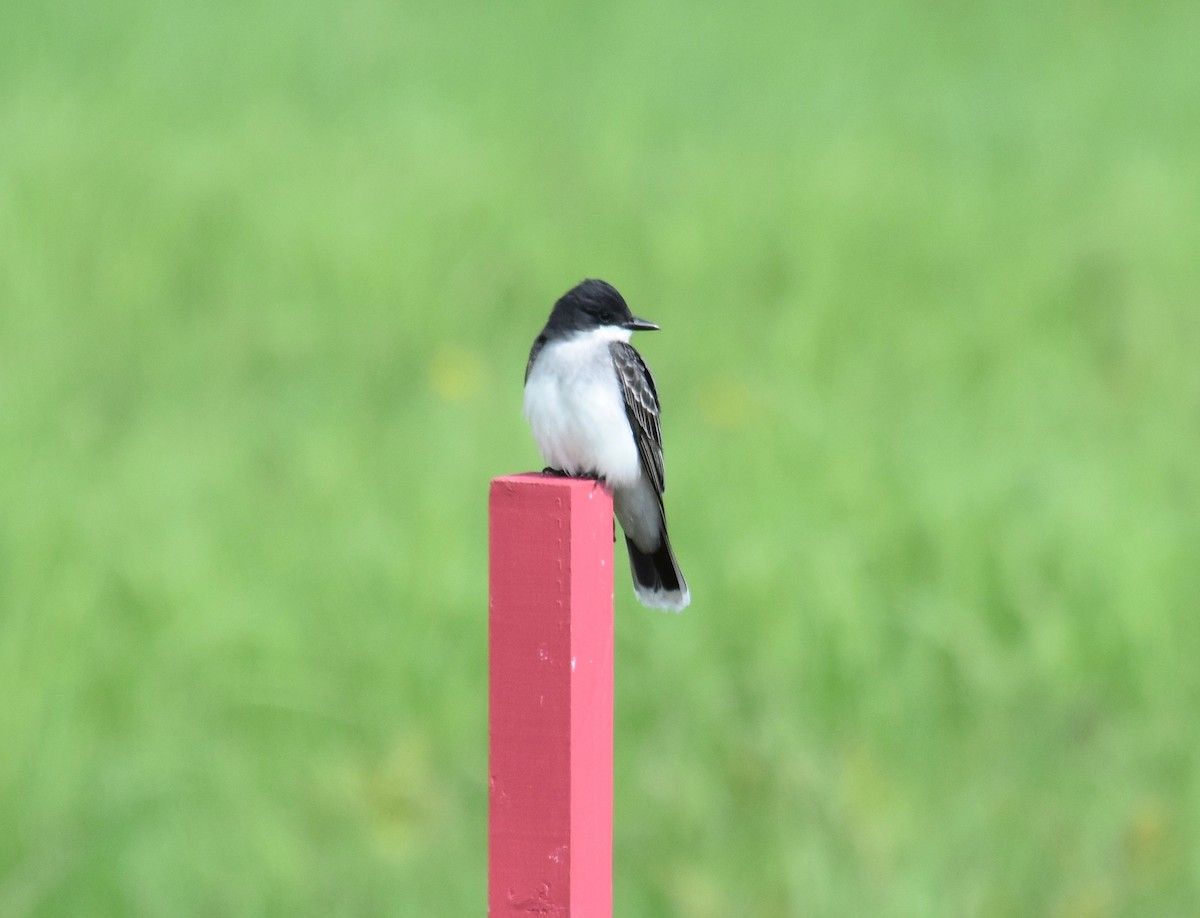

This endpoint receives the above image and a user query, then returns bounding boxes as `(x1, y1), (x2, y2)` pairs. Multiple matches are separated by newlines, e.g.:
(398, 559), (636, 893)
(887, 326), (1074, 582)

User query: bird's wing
(610, 341), (666, 495)
(524, 334), (547, 383)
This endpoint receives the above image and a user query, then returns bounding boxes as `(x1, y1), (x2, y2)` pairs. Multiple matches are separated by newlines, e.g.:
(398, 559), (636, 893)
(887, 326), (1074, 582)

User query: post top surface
(491, 473), (612, 498)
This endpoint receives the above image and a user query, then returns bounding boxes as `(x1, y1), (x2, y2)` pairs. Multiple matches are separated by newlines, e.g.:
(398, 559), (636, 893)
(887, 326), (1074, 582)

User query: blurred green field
(2, 0), (1199, 914)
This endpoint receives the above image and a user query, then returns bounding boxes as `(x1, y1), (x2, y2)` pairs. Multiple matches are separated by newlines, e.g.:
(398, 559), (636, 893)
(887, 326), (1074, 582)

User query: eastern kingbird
(523, 279), (690, 611)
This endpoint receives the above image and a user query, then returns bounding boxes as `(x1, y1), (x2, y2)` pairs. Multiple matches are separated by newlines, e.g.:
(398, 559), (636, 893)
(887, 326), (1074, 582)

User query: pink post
(488, 474), (614, 917)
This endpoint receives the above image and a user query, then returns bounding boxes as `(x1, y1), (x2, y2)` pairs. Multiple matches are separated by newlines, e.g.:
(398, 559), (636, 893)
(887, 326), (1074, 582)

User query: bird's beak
(626, 316), (660, 332)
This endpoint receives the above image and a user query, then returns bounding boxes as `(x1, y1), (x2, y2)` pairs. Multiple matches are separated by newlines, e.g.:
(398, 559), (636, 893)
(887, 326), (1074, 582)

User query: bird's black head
(545, 279), (659, 335)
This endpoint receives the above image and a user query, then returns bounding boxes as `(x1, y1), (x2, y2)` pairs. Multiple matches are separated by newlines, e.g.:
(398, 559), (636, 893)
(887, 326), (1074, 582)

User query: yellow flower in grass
(429, 345), (483, 401)
(699, 375), (754, 429)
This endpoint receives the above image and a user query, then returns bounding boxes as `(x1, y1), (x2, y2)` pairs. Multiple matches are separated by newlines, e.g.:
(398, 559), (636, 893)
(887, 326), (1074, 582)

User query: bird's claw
(541, 467), (607, 488)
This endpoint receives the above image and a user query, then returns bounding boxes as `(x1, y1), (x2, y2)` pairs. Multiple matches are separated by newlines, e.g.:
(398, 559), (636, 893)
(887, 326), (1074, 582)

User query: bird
(523, 279), (690, 611)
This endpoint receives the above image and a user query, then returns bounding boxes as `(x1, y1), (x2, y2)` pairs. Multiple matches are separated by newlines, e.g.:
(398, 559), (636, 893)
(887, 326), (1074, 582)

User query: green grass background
(2, 0), (1199, 914)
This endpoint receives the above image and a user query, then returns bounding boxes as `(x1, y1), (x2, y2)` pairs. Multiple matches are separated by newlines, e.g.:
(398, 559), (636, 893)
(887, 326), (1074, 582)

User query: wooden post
(488, 474), (614, 916)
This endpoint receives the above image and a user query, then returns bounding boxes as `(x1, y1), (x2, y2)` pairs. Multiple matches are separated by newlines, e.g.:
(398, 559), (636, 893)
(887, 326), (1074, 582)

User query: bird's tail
(626, 533), (690, 612)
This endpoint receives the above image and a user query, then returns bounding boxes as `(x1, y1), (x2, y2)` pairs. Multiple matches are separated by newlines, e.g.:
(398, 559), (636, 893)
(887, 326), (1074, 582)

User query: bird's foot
(541, 467), (608, 487)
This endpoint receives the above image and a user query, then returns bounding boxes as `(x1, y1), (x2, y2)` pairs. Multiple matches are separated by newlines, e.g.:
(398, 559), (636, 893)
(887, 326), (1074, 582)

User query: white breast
(523, 332), (642, 488)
